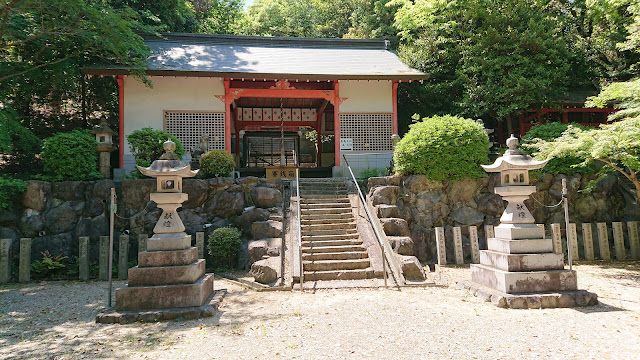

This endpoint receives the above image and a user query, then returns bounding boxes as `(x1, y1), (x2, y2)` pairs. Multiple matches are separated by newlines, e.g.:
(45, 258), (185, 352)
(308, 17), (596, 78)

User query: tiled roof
(83, 33), (428, 80)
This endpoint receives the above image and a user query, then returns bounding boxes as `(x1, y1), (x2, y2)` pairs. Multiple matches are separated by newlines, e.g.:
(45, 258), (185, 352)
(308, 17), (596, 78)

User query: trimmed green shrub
(207, 227), (241, 269)
(199, 150), (235, 177)
(127, 127), (185, 168)
(0, 176), (27, 210)
(394, 115), (489, 180)
(522, 122), (595, 175)
(40, 130), (100, 181)
(360, 168), (381, 180)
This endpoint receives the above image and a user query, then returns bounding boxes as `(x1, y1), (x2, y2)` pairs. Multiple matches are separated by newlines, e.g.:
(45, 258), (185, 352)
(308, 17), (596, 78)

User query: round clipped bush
(394, 115), (489, 180)
(207, 226), (242, 268)
(199, 150), (235, 177)
(522, 122), (595, 175)
(41, 129), (100, 181)
(127, 127), (185, 168)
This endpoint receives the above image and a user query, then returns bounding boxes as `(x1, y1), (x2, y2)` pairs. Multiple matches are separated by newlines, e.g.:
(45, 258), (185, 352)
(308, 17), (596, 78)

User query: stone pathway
(1, 263), (639, 359)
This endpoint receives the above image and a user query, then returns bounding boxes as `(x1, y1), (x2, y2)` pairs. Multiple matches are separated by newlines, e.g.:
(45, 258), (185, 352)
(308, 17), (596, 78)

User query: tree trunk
(506, 114), (514, 136)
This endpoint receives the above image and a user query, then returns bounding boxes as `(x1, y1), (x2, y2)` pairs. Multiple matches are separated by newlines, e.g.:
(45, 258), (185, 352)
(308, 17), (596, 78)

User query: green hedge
(394, 115), (489, 180)
(199, 150), (235, 177)
(40, 130), (100, 181)
(207, 227), (241, 269)
(0, 176), (27, 210)
(522, 122), (595, 175)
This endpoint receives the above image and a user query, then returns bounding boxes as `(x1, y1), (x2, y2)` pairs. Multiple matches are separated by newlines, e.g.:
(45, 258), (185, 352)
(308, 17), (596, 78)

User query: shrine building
(83, 33), (428, 177)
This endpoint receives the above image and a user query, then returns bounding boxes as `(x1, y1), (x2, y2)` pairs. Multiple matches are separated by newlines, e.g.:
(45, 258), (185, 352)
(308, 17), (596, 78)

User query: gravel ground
(1, 263), (639, 360)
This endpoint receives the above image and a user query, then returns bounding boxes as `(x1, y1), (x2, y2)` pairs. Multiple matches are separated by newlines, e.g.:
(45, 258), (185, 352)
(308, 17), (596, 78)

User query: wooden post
(551, 223), (563, 260)
(628, 221), (639, 260)
(99, 236), (109, 280)
(568, 223), (579, 261)
(435, 227), (446, 265)
(582, 223), (595, 261)
(596, 222), (610, 260)
(19, 238), (31, 282)
(138, 234), (147, 253)
(484, 225), (495, 241)
(469, 225), (480, 264)
(0, 239), (11, 283)
(453, 227), (464, 265)
(196, 232), (205, 259)
(118, 235), (129, 280)
(612, 222), (625, 261)
(79, 237), (89, 281)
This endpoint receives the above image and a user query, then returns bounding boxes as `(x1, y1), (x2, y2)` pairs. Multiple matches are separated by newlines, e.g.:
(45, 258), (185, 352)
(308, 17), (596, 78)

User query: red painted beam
(237, 121), (317, 127)
(334, 81), (341, 167)
(224, 78), (232, 153)
(392, 80), (398, 135)
(227, 88), (334, 101)
(117, 75), (124, 168)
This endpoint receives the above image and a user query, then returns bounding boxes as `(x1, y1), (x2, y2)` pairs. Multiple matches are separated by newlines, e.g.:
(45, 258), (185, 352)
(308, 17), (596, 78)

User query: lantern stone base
(147, 232), (192, 251)
(487, 237), (554, 254)
(479, 250), (565, 272)
(459, 281), (598, 309)
(114, 246), (216, 314)
(470, 264), (577, 293)
(494, 223), (544, 240)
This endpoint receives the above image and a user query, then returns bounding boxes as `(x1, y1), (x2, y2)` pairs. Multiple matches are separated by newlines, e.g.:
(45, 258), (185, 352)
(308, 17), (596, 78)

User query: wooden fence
(435, 222), (640, 265)
(0, 232), (206, 284)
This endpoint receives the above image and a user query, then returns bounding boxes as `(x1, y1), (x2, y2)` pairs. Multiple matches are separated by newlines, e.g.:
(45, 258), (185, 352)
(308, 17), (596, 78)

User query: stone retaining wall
(368, 173), (640, 263)
(0, 177), (284, 268)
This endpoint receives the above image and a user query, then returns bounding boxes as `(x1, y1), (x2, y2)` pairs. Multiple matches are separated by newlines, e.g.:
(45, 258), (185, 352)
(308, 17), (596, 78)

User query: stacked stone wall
(368, 173), (640, 263)
(0, 177), (283, 269)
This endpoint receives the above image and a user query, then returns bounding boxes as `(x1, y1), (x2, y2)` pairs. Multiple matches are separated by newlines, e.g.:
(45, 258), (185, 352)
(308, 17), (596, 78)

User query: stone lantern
(467, 135), (597, 308)
(91, 119), (115, 178)
(114, 139), (216, 317)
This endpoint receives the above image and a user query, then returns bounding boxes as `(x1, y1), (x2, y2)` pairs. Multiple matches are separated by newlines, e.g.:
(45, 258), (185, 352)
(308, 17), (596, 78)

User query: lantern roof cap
(90, 119), (115, 135)
(481, 135), (548, 172)
(137, 138), (198, 178)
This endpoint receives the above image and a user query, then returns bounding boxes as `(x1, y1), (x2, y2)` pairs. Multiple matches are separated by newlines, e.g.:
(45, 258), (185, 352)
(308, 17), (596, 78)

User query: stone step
(302, 228), (358, 237)
(302, 222), (357, 231)
(302, 233), (360, 241)
(301, 202), (352, 210)
(301, 239), (363, 248)
(301, 213), (353, 221)
(269, 215), (283, 221)
(303, 251), (369, 261)
(303, 268), (374, 281)
(301, 244), (366, 254)
(301, 198), (350, 205)
(301, 208), (353, 215)
(301, 218), (354, 226)
(303, 259), (371, 271)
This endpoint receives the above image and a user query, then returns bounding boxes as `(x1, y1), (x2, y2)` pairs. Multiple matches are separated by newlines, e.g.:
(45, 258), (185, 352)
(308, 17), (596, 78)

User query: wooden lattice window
(164, 111), (225, 153)
(339, 113), (393, 152)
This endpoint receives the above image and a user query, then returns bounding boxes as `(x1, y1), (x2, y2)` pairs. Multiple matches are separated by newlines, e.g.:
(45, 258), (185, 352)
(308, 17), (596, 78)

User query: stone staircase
(298, 180), (374, 281)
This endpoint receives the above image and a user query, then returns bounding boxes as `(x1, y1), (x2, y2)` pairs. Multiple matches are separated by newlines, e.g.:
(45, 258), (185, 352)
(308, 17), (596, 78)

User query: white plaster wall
(338, 80), (393, 113)
(122, 76), (225, 171)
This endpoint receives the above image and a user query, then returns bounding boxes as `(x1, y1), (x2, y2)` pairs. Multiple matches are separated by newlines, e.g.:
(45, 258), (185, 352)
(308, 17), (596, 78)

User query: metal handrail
(342, 155), (388, 288)
(296, 168), (304, 290)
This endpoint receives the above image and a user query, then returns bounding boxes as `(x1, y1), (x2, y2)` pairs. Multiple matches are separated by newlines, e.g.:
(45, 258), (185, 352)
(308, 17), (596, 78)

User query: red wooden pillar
(333, 81), (341, 167)
(224, 78), (232, 153)
(233, 107), (240, 158)
(392, 80), (399, 135)
(117, 75), (124, 168)
(562, 111), (569, 124)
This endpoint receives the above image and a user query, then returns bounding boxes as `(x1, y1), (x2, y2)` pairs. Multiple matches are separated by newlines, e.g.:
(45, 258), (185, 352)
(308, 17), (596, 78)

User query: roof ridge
(142, 32), (391, 50)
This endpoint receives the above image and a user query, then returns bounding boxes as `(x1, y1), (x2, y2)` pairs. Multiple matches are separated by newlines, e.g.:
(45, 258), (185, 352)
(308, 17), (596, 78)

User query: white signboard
(340, 138), (354, 151)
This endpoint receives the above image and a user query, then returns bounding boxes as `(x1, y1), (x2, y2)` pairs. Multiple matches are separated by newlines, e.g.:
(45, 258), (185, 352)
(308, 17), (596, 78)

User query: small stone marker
(484, 225), (495, 240)
(469, 225), (480, 263)
(537, 224), (545, 238)
(628, 221), (639, 260)
(19, 238), (31, 282)
(138, 234), (147, 253)
(99, 236), (109, 280)
(79, 237), (89, 281)
(453, 227), (464, 265)
(435, 227), (446, 265)
(568, 223), (579, 261)
(118, 235), (129, 280)
(612, 222), (625, 261)
(597, 222), (611, 260)
(551, 223), (563, 260)
(0, 239), (10, 283)
(196, 232), (205, 259)
(582, 223), (595, 261)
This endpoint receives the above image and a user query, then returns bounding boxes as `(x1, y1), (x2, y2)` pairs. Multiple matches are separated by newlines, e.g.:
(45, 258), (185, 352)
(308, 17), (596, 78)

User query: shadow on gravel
(571, 302), (626, 314)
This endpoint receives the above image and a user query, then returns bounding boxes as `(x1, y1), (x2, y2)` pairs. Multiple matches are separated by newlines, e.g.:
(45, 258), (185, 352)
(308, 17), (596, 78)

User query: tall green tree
(393, 0), (574, 132)
(191, 0), (247, 34)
